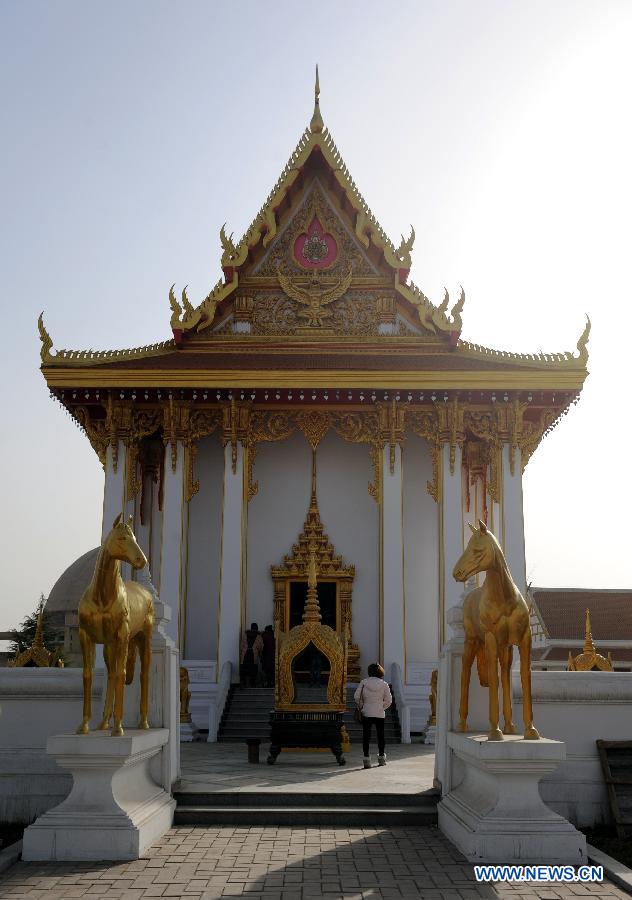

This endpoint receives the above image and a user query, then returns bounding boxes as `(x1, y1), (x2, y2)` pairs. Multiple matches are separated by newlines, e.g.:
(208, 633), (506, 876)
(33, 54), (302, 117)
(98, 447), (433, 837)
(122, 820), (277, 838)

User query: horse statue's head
(105, 513), (148, 570)
(453, 519), (502, 582)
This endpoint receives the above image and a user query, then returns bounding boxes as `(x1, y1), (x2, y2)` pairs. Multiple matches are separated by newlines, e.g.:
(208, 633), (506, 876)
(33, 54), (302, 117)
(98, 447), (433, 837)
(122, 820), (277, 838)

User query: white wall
(246, 430), (379, 667)
(246, 430), (311, 630)
(403, 433), (439, 665)
(0, 668), (103, 824)
(184, 434), (223, 660)
(512, 670), (632, 827)
(318, 430), (379, 668)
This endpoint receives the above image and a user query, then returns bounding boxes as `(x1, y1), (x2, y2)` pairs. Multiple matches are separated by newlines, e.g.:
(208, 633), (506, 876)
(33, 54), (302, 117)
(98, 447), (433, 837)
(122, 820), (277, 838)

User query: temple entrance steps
(173, 789), (439, 827)
(217, 685), (402, 744)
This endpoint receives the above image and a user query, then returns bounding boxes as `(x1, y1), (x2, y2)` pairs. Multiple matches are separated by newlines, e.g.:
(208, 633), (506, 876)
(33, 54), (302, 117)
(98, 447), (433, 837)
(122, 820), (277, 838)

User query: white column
(217, 442), (246, 682)
(439, 443), (464, 648)
(381, 444), (406, 675)
(101, 441), (125, 540)
(158, 441), (187, 650)
(501, 444), (527, 597)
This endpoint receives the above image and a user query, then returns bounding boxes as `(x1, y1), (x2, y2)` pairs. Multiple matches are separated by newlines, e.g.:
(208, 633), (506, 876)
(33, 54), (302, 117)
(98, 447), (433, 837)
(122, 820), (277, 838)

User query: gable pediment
(250, 178), (381, 279)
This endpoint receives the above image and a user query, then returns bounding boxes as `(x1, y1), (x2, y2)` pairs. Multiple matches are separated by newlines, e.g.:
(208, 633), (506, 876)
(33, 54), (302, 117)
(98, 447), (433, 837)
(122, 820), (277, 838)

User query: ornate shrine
(38, 70), (589, 718)
(271, 449), (359, 680)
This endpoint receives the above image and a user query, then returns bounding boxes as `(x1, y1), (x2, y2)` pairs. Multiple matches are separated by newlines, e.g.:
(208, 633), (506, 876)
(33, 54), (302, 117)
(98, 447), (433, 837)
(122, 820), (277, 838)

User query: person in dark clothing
(240, 622), (263, 687)
(261, 625), (275, 687)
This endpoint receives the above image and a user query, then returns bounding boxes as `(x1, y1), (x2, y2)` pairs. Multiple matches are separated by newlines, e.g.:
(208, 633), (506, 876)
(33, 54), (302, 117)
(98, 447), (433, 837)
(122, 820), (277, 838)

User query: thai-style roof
(531, 588), (632, 643)
(38, 70), (590, 395)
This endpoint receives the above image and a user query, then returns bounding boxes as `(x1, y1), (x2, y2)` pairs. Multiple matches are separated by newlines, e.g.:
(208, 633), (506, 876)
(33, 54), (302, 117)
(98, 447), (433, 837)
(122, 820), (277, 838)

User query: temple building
(39, 74), (589, 730)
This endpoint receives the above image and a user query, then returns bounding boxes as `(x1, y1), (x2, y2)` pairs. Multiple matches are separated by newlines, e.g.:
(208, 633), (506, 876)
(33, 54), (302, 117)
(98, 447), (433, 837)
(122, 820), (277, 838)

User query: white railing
(390, 662), (411, 743)
(207, 661), (232, 742)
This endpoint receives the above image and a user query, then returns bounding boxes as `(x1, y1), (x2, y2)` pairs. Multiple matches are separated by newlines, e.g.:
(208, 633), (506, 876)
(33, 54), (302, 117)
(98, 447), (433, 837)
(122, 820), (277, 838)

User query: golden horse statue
(452, 520), (539, 741)
(77, 514), (154, 737)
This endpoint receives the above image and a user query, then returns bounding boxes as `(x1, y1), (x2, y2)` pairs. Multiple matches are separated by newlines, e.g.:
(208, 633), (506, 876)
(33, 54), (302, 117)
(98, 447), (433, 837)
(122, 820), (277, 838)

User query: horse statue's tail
(125, 641), (138, 685)
(476, 644), (489, 687)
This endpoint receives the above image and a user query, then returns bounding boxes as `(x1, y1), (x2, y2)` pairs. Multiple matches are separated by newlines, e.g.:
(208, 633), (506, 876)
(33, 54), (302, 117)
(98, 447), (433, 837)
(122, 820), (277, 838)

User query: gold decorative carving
(220, 223), (239, 267)
(567, 609), (613, 672)
(255, 184), (377, 280)
(8, 601), (63, 668)
(180, 666), (193, 723)
(251, 294), (298, 334)
(125, 409), (162, 499)
(331, 293), (380, 335)
(184, 408), (222, 502)
(464, 439), (489, 523)
(234, 292), (255, 324)
(377, 400), (405, 475)
(394, 226), (415, 268)
(184, 441), (199, 502)
(408, 409), (440, 501)
(77, 513), (154, 737)
(376, 295), (396, 325)
(163, 399), (186, 472)
(453, 520), (539, 741)
(519, 408), (558, 470)
(436, 398), (465, 475)
(37, 313), (54, 363)
(297, 411), (330, 450)
(576, 315), (591, 364)
(277, 267), (353, 328)
(221, 399), (250, 474)
(271, 450), (360, 681)
(463, 409), (502, 503)
(74, 405), (110, 467)
(246, 410), (380, 502)
(276, 540), (348, 711)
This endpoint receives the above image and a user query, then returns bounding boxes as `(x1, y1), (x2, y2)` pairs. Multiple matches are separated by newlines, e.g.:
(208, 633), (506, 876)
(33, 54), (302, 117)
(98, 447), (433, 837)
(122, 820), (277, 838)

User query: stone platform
(179, 741), (435, 794)
(22, 730), (175, 862)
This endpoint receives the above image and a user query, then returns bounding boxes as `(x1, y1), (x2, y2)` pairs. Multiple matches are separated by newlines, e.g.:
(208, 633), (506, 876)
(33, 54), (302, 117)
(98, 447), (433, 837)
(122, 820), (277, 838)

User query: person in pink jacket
(354, 663), (393, 768)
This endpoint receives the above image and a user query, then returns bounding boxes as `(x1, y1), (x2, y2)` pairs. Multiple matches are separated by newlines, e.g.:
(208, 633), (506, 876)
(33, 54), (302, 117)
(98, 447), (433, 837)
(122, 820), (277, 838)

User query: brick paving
(0, 827), (629, 900)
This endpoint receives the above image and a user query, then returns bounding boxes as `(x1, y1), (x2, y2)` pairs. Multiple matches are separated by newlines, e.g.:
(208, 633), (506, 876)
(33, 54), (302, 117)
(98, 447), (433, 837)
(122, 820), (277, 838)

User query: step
(175, 791), (437, 809)
(218, 725), (400, 735)
(174, 806), (437, 826)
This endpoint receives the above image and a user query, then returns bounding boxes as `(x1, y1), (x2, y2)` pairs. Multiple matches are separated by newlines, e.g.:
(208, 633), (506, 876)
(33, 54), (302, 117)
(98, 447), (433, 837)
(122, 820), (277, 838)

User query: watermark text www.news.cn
(474, 865), (603, 883)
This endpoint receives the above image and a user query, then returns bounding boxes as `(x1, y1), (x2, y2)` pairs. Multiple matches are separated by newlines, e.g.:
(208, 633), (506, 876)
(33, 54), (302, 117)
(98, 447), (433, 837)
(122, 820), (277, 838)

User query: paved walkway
(1, 826), (629, 899)
(178, 743), (436, 794)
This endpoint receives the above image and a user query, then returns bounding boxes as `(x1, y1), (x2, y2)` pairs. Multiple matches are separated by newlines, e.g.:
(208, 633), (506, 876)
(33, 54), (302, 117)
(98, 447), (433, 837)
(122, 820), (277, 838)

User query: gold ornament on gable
(254, 184), (377, 279)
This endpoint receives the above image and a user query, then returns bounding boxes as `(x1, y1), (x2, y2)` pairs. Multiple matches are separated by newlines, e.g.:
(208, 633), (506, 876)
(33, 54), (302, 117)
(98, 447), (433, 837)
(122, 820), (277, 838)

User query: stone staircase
(173, 789), (439, 827)
(217, 685), (401, 744)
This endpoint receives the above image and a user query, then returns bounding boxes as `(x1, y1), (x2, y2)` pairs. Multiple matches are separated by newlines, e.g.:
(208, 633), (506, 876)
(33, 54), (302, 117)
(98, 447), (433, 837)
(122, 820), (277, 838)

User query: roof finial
(310, 64), (324, 134)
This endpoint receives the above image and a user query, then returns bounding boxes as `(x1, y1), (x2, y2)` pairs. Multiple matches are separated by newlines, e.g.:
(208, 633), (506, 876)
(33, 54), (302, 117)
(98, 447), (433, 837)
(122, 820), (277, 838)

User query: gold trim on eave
(42, 368), (588, 391)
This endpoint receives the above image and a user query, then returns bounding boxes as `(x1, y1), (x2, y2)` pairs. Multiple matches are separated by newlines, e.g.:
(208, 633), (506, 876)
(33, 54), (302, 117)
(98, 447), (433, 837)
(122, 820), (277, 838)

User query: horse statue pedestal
(438, 732), (587, 864)
(22, 729), (175, 862)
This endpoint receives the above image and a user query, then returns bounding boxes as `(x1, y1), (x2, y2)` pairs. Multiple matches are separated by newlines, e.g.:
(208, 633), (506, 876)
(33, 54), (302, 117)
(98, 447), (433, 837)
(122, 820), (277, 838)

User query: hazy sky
(1, 0), (630, 635)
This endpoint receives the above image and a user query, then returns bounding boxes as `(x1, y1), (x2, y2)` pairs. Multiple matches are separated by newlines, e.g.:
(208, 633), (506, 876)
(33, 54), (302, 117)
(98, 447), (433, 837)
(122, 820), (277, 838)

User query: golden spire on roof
(567, 607), (613, 672)
(583, 607), (595, 655)
(8, 599), (63, 668)
(310, 64), (324, 134)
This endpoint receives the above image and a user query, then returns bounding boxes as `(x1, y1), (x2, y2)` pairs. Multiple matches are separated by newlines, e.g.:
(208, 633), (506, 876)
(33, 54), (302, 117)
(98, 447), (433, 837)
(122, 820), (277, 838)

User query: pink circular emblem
(293, 217), (338, 269)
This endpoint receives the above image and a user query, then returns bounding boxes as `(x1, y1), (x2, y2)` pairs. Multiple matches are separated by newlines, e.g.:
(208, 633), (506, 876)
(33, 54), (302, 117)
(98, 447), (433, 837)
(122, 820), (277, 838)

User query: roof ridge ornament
(395, 226), (415, 268)
(310, 64), (324, 134)
(576, 314), (591, 364)
(38, 312), (54, 363)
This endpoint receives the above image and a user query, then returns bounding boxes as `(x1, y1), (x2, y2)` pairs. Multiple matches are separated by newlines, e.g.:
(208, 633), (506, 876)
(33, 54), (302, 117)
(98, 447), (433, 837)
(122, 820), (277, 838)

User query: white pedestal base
(438, 732), (586, 864)
(179, 720), (199, 742)
(22, 730), (175, 861)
